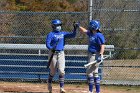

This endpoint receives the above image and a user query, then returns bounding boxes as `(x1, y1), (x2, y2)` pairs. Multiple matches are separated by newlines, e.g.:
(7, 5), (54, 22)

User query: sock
(59, 75), (64, 88)
(48, 74), (53, 83)
(88, 76), (94, 92)
(94, 77), (100, 93)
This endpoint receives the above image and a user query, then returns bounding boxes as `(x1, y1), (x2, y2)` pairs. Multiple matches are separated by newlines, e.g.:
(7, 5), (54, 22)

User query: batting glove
(97, 54), (103, 63)
(73, 22), (80, 30)
(95, 54), (103, 67)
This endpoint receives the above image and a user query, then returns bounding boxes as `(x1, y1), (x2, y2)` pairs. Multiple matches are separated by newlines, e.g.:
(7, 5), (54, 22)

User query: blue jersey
(86, 30), (105, 53)
(46, 30), (76, 50)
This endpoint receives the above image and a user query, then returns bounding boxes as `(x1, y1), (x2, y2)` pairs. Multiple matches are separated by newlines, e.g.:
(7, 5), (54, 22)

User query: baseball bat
(84, 56), (110, 68)
(84, 60), (97, 68)
(47, 39), (59, 68)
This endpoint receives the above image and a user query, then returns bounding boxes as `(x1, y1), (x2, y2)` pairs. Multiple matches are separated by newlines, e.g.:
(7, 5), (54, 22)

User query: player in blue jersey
(78, 20), (105, 93)
(46, 19), (78, 93)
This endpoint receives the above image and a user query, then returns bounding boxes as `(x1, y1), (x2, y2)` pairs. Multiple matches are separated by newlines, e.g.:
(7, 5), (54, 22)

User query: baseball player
(46, 19), (78, 93)
(77, 20), (105, 93)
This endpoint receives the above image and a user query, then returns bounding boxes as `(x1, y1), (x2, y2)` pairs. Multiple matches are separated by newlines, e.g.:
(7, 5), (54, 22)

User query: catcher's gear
(89, 20), (100, 30)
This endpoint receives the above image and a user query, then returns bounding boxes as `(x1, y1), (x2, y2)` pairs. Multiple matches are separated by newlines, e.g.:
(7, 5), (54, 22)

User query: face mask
(55, 26), (61, 31)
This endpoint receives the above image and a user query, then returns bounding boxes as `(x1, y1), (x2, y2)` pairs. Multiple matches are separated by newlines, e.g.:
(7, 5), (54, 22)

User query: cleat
(60, 88), (66, 93)
(88, 91), (93, 93)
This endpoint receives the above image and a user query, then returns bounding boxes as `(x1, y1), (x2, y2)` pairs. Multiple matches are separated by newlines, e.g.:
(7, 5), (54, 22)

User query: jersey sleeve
(46, 33), (53, 50)
(97, 33), (105, 45)
(64, 30), (76, 38)
(86, 30), (90, 36)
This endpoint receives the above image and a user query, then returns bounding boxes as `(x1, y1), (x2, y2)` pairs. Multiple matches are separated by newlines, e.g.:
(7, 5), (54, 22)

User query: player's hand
(95, 54), (103, 67)
(73, 22), (80, 30)
(97, 54), (103, 63)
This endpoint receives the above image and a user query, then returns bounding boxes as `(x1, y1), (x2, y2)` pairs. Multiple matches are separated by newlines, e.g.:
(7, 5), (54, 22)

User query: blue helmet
(51, 19), (62, 25)
(89, 20), (100, 30)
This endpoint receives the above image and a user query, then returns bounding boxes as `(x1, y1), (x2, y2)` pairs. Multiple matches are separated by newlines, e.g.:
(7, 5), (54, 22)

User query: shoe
(48, 83), (52, 93)
(88, 91), (93, 93)
(60, 88), (66, 93)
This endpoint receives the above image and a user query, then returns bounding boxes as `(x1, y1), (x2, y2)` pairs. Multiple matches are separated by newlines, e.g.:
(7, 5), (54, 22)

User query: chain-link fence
(91, 0), (140, 85)
(0, 0), (139, 85)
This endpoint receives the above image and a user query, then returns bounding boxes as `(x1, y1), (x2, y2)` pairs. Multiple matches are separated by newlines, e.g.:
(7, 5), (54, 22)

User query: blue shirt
(46, 30), (76, 50)
(86, 30), (105, 53)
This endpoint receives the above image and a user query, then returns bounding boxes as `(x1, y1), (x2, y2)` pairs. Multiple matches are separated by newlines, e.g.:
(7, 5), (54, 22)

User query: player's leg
(86, 53), (96, 93)
(47, 74), (53, 93)
(93, 54), (101, 93)
(57, 51), (66, 93)
(87, 74), (94, 93)
(47, 51), (57, 93)
(93, 72), (100, 93)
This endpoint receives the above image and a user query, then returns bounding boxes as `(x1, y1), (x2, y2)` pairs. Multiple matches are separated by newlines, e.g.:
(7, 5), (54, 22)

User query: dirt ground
(0, 81), (139, 93)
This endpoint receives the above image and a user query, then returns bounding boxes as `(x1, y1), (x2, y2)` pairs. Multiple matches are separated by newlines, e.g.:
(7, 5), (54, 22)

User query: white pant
(48, 50), (65, 76)
(86, 52), (101, 77)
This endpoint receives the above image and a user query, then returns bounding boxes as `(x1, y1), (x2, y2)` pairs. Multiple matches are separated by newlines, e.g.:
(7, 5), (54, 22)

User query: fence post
(88, 0), (93, 21)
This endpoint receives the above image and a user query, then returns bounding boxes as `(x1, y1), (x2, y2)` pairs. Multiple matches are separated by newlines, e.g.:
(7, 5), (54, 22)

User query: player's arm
(79, 26), (88, 33)
(64, 22), (79, 38)
(100, 44), (105, 55)
(97, 34), (105, 62)
(64, 30), (77, 38)
(46, 33), (53, 50)
(97, 33), (105, 55)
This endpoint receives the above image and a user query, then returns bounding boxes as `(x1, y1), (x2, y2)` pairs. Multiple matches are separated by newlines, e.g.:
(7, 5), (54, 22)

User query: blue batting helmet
(51, 19), (62, 25)
(89, 20), (100, 30)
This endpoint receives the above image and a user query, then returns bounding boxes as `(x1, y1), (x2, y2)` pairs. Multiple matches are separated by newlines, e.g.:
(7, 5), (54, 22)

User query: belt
(54, 50), (63, 53)
(90, 52), (95, 54)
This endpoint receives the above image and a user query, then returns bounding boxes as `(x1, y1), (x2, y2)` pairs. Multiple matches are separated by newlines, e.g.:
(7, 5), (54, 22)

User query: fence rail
(0, 44), (114, 83)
